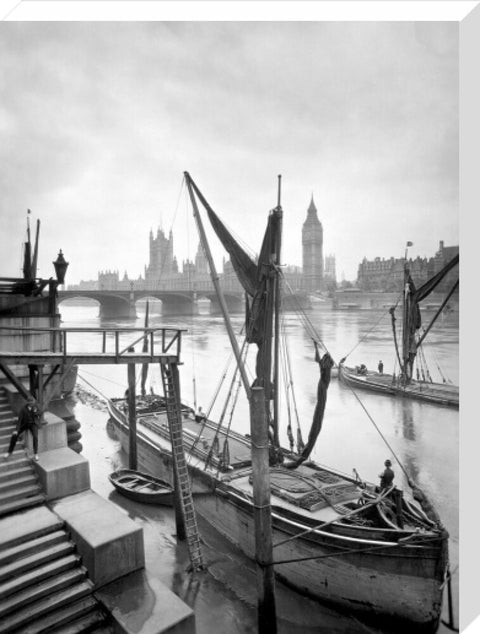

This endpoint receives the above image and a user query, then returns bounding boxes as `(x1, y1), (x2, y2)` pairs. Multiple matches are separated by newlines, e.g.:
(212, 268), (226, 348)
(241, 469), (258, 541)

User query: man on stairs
(3, 397), (41, 462)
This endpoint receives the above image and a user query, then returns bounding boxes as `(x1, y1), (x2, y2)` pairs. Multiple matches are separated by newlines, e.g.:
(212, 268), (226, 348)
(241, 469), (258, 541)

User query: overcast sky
(0, 21), (458, 284)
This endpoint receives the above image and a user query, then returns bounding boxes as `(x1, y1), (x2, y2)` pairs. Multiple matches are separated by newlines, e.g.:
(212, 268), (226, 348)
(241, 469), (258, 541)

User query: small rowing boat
(109, 469), (174, 505)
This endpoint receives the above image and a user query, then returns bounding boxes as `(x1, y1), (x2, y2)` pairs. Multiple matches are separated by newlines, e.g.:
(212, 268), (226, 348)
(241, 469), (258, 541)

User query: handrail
(0, 325), (186, 362)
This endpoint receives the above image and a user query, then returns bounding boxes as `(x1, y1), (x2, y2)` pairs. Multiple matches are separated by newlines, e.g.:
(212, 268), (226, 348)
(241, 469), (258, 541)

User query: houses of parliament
(87, 198), (335, 294)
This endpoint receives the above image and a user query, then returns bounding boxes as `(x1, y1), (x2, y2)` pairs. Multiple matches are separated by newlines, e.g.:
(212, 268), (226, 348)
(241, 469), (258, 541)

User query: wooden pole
(250, 386), (277, 633)
(272, 176), (282, 447)
(127, 360), (137, 470)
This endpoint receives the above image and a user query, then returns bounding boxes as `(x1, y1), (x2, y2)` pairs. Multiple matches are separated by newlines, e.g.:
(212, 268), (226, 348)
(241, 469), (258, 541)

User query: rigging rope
(77, 372), (111, 402)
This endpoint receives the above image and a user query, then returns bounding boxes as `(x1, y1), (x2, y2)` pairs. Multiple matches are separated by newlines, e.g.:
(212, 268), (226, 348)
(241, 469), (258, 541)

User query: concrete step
(0, 579), (94, 632)
(0, 426), (16, 437)
(0, 553), (82, 598)
(0, 455), (31, 474)
(0, 474), (38, 494)
(0, 465), (33, 483)
(0, 505), (64, 551)
(0, 567), (88, 618)
(0, 482), (42, 505)
(19, 596), (104, 634)
(50, 609), (111, 634)
(0, 415), (16, 423)
(0, 530), (68, 568)
(0, 493), (46, 518)
(0, 448), (27, 461)
(0, 541), (75, 583)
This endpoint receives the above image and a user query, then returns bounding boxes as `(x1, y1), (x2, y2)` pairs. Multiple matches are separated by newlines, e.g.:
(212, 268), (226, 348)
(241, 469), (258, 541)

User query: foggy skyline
(1, 21), (458, 284)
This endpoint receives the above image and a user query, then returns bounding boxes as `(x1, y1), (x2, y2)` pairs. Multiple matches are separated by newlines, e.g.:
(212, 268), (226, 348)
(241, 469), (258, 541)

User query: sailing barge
(339, 253), (459, 409)
(107, 173), (449, 631)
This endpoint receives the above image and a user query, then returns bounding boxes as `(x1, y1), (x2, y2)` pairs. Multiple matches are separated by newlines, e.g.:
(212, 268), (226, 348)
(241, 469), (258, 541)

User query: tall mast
(184, 172), (251, 399)
(31, 220), (40, 279)
(272, 175), (282, 447)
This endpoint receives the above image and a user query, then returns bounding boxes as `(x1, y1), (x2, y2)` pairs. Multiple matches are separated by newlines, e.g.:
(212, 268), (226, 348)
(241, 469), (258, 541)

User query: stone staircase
(0, 393), (112, 633)
(0, 392), (45, 517)
(0, 506), (111, 633)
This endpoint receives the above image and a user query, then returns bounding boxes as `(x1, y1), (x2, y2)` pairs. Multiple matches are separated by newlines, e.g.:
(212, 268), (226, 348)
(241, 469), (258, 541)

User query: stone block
(35, 447), (90, 500)
(25, 412), (68, 454)
(96, 569), (195, 634)
(52, 490), (145, 588)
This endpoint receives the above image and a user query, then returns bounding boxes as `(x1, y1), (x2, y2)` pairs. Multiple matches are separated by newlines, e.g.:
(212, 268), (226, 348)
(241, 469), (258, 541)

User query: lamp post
(53, 250), (69, 286)
(49, 250), (69, 317)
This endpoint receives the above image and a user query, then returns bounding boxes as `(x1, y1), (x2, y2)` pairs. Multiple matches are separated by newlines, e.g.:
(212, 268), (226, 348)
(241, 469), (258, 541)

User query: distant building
(324, 254), (337, 285)
(356, 241), (458, 292)
(302, 196), (324, 292)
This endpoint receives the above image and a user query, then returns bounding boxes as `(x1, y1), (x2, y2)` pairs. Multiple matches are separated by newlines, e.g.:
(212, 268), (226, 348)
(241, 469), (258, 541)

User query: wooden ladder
(160, 360), (204, 571)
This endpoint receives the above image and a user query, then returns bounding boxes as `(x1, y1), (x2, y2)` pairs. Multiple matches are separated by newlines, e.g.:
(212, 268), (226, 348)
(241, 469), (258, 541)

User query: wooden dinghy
(109, 469), (174, 505)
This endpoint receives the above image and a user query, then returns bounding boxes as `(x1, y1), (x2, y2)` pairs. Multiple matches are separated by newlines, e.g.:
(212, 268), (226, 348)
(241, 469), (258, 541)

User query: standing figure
(3, 399), (41, 462)
(195, 406), (206, 423)
(378, 360), (384, 374)
(378, 459), (395, 491)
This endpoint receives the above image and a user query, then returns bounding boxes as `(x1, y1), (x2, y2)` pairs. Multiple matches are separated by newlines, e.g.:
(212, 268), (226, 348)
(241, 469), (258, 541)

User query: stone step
(0, 553), (82, 599)
(0, 446), (27, 459)
(0, 482), (42, 505)
(0, 493), (46, 518)
(0, 465), (33, 483)
(0, 567), (88, 619)
(0, 425), (15, 436)
(0, 505), (64, 552)
(0, 530), (68, 568)
(0, 579), (94, 632)
(0, 541), (75, 583)
(0, 415), (16, 423)
(0, 474), (38, 494)
(49, 608), (111, 634)
(0, 455), (31, 473)
(19, 596), (103, 634)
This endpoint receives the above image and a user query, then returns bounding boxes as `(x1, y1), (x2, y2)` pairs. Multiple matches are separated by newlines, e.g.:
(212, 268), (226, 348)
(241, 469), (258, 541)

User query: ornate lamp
(53, 250), (69, 285)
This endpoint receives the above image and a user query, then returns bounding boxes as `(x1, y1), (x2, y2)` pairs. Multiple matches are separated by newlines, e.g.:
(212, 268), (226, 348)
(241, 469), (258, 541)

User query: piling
(250, 386), (277, 633)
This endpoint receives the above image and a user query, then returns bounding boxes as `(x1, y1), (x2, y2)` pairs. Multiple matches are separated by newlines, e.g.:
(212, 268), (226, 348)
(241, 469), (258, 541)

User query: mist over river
(61, 301), (459, 634)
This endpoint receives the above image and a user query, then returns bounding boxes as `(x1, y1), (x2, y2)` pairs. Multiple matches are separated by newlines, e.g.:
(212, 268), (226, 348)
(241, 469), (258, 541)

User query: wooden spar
(141, 301), (150, 396)
(31, 220), (40, 279)
(250, 386), (277, 633)
(272, 175), (282, 447)
(184, 171), (251, 399)
(416, 279), (459, 350)
(127, 357), (137, 470)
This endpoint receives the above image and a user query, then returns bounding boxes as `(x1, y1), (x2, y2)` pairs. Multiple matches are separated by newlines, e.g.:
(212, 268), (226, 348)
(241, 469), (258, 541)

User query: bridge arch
(58, 291), (135, 319)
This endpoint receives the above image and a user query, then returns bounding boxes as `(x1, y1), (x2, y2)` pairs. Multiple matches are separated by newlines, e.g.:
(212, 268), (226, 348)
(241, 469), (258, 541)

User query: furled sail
(204, 203), (281, 403)
(286, 346), (334, 468)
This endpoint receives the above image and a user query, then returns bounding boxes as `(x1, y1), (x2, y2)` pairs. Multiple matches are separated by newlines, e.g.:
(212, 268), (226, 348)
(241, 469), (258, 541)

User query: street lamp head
(53, 250), (69, 285)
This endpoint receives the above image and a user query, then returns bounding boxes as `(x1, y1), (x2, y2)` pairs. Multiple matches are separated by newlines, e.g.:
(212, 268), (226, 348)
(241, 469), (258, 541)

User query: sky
(0, 20), (459, 284)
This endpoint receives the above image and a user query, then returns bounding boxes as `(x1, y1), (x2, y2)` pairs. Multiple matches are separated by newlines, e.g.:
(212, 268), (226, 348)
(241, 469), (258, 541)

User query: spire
(308, 194), (317, 217)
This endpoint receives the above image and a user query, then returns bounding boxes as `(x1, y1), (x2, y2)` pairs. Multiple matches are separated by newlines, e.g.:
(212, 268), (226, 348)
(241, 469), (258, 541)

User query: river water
(60, 302), (459, 634)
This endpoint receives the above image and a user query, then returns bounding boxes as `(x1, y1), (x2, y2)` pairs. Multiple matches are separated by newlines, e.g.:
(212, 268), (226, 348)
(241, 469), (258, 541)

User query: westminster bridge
(58, 288), (311, 319)
(57, 289), (245, 319)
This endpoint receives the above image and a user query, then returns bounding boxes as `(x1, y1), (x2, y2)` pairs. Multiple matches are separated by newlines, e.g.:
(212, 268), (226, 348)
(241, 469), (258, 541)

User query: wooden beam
(0, 363), (32, 401)
(127, 361), (137, 470)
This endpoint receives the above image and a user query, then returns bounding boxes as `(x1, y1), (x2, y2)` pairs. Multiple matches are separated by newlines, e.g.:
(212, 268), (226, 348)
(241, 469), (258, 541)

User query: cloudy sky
(0, 20), (458, 284)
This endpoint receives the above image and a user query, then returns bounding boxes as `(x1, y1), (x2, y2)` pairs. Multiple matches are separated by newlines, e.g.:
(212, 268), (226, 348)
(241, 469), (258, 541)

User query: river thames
(61, 301), (459, 634)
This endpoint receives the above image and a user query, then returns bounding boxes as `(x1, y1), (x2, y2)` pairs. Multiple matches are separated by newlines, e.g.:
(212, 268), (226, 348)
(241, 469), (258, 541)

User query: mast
(184, 172), (251, 399)
(31, 220), (40, 279)
(272, 175), (282, 447)
(402, 243), (411, 384)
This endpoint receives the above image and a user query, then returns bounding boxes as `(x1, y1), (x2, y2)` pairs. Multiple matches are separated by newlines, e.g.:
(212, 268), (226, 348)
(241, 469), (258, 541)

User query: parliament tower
(302, 196), (324, 292)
